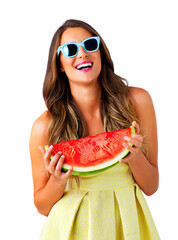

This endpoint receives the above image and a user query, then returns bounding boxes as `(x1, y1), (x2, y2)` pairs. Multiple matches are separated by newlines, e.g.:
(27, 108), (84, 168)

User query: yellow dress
(40, 163), (160, 240)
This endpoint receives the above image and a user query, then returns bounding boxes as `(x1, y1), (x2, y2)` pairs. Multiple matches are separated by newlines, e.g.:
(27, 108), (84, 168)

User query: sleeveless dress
(39, 163), (160, 240)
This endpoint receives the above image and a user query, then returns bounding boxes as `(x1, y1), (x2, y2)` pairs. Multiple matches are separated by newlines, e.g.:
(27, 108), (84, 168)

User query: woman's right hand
(30, 112), (74, 215)
(39, 145), (73, 185)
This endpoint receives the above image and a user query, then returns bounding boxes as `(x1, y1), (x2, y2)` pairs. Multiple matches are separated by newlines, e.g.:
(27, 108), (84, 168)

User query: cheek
(95, 53), (102, 75)
(96, 50), (101, 63)
(59, 56), (74, 73)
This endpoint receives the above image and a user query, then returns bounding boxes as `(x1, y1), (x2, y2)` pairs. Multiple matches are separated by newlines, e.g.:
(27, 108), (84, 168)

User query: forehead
(60, 27), (93, 45)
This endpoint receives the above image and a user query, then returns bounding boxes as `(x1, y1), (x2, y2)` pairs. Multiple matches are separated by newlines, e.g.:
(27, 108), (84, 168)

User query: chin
(69, 74), (99, 86)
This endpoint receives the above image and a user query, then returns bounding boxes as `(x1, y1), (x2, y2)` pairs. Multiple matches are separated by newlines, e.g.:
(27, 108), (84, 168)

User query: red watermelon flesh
(45, 126), (135, 175)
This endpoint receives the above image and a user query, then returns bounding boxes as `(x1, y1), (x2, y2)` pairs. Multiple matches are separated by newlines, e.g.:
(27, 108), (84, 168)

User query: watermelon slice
(45, 126), (135, 175)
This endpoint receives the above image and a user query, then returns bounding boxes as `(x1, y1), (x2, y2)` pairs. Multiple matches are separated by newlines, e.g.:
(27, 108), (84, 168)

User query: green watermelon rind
(62, 148), (130, 175)
(44, 126), (135, 176)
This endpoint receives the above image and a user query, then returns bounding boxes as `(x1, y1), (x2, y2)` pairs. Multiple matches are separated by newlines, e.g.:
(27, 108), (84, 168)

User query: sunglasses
(57, 36), (100, 58)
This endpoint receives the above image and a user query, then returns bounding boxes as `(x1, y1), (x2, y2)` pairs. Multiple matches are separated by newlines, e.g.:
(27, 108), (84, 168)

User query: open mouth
(75, 61), (93, 71)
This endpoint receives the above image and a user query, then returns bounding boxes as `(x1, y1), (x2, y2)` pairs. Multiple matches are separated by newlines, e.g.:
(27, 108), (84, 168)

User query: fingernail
(49, 145), (53, 149)
(124, 136), (130, 141)
(122, 142), (127, 147)
(58, 151), (62, 155)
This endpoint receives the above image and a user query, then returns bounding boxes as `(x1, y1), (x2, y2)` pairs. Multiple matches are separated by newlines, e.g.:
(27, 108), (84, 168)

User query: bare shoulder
(128, 86), (157, 142)
(30, 110), (51, 147)
(129, 86), (153, 108)
(32, 110), (50, 132)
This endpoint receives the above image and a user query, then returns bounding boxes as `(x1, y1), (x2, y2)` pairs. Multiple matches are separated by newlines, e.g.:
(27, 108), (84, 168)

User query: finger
(38, 145), (46, 154)
(43, 145), (54, 167)
(55, 155), (73, 179)
(131, 134), (143, 142)
(55, 154), (65, 172)
(123, 142), (140, 156)
(48, 151), (62, 173)
(63, 167), (73, 179)
(119, 149), (132, 163)
(39, 145), (51, 167)
(44, 145), (53, 159)
(132, 121), (140, 134)
(120, 156), (130, 163)
(124, 136), (143, 148)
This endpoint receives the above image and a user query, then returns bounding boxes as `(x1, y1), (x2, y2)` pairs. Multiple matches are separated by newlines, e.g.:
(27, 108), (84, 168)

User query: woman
(30, 19), (160, 239)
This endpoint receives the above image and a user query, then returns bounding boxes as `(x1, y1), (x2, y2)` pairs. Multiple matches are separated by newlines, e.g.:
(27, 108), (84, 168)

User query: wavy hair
(43, 19), (138, 146)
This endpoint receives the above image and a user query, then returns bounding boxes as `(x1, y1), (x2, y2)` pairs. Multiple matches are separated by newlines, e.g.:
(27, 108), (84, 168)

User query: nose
(77, 46), (88, 58)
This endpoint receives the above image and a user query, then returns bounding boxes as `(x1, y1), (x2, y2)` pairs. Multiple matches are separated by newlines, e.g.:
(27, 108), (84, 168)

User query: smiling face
(59, 27), (102, 87)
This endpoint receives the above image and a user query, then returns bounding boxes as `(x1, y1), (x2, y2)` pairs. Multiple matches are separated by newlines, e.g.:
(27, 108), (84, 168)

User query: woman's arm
(29, 111), (73, 216)
(120, 87), (159, 196)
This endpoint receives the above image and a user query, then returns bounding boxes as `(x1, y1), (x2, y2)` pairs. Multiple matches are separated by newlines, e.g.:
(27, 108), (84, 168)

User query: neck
(70, 82), (102, 117)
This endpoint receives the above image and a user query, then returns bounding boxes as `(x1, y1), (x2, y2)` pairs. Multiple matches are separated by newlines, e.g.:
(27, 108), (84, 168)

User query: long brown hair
(43, 19), (138, 145)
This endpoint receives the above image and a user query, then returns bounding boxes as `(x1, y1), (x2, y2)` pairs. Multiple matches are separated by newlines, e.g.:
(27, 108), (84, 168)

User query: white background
(0, 0), (177, 239)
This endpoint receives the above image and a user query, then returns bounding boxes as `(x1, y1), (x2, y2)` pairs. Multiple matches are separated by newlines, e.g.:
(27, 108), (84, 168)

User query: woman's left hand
(120, 121), (143, 163)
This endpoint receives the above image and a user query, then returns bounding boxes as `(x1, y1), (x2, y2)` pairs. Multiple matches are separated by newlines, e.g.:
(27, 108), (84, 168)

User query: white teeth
(76, 63), (92, 70)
